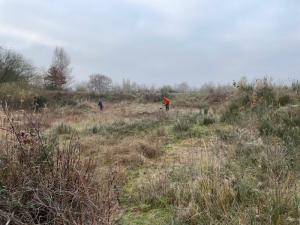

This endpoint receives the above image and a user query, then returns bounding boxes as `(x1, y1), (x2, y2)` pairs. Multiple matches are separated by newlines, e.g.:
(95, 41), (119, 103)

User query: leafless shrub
(88, 74), (112, 94)
(0, 107), (120, 225)
(0, 47), (35, 83)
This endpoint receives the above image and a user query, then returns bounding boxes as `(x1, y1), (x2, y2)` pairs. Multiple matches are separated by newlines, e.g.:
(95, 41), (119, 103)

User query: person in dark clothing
(98, 98), (103, 111)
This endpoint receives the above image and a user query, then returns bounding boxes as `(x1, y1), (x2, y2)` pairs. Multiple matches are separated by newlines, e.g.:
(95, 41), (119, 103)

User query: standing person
(163, 97), (171, 111)
(98, 98), (104, 111)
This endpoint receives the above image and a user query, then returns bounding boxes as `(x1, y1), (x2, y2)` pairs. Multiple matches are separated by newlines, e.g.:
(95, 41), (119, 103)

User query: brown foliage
(0, 108), (120, 225)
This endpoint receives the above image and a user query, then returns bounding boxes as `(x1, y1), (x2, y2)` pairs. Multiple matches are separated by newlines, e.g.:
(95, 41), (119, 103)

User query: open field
(1, 81), (300, 225)
(1, 0), (300, 223)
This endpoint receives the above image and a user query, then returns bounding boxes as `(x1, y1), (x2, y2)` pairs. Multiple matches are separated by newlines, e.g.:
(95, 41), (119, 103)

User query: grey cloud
(0, 0), (299, 86)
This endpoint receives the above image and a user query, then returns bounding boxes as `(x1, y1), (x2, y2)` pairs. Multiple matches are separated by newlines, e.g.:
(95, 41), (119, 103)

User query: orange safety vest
(163, 97), (170, 105)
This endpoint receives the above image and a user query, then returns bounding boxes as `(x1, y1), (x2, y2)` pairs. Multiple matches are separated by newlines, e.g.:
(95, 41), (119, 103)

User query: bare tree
(44, 47), (72, 89)
(176, 82), (190, 93)
(88, 74), (112, 94)
(0, 47), (34, 83)
(160, 85), (174, 97)
(121, 78), (139, 93)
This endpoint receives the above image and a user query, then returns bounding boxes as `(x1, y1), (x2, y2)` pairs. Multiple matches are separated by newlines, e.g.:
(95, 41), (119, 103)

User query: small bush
(258, 117), (274, 136)
(62, 98), (77, 106)
(238, 78), (254, 93)
(172, 114), (199, 139)
(160, 85), (174, 97)
(256, 85), (276, 106)
(33, 95), (48, 110)
(203, 107), (209, 115)
(0, 82), (36, 109)
(0, 112), (119, 225)
(172, 113), (214, 138)
(173, 114), (201, 131)
(46, 91), (79, 107)
(221, 102), (240, 123)
(191, 125), (209, 137)
(202, 116), (215, 125)
(173, 117), (193, 133)
(277, 94), (291, 106)
(240, 93), (252, 106)
(258, 109), (300, 147)
(141, 92), (162, 102)
(234, 175), (261, 204)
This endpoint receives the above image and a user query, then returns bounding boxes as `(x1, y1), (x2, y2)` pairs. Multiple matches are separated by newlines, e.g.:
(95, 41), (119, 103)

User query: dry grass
(0, 109), (121, 225)
(96, 137), (164, 169)
(1, 80), (300, 225)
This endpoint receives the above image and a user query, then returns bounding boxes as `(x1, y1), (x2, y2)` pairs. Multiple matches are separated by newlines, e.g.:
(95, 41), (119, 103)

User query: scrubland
(0, 78), (300, 225)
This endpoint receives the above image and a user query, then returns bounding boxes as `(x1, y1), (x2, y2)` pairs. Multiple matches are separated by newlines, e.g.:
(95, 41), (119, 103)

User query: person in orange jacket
(163, 97), (171, 111)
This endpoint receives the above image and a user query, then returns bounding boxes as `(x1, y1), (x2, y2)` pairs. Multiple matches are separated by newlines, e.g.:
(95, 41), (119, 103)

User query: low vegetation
(0, 110), (120, 225)
(0, 75), (299, 225)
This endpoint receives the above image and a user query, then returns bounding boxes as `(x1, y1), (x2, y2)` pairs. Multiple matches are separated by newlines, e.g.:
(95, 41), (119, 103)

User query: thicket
(0, 110), (120, 225)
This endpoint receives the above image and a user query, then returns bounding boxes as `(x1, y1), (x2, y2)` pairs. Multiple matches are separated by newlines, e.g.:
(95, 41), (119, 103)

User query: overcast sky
(0, 0), (299, 86)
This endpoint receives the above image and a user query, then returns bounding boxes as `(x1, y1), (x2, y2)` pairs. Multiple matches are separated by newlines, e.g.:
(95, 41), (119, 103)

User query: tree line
(2, 45), (299, 96)
(0, 45), (191, 94)
(0, 46), (124, 94)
